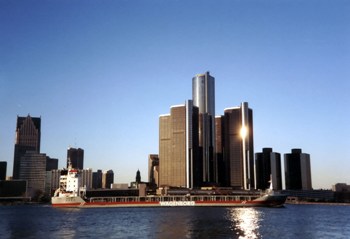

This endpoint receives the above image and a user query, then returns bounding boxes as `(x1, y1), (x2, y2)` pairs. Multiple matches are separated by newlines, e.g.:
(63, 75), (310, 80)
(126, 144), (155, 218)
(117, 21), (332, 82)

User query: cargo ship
(51, 166), (287, 208)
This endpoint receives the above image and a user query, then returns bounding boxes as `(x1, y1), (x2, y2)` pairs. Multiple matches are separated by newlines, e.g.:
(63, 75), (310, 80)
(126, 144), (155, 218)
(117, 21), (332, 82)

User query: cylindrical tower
(192, 71), (216, 183)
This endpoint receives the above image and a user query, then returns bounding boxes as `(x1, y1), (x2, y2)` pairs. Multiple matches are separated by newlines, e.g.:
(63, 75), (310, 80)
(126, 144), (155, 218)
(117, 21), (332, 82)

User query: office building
(19, 151), (46, 198)
(67, 147), (84, 170)
(46, 157), (58, 171)
(148, 154), (159, 188)
(159, 100), (199, 188)
(192, 71), (216, 183)
(255, 148), (282, 190)
(13, 115), (41, 179)
(219, 102), (254, 189)
(215, 116), (225, 185)
(80, 168), (93, 189)
(92, 170), (103, 189)
(102, 170), (114, 189)
(49, 169), (63, 195)
(0, 161), (7, 180)
(284, 149), (312, 190)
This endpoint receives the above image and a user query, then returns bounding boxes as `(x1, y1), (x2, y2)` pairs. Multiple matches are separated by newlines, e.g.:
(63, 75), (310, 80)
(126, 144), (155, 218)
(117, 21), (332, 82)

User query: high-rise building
(0, 161), (7, 180)
(219, 102), (254, 190)
(102, 170), (114, 189)
(159, 100), (199, 188)
(284, 149), (312, 190)
(148, 154), (159, 188)
(49, 169), (63, 195)
(19, 151), (46, 198)
(92, 170), (102, 189)
(13, 115), (41, 179)
(255, 148), (282, 190)
(215, 116), (225, 185)
(80, 168), (93, 189)
(192, 71), (216, 183)
(46, 156), (58, 171)
(67, 147), (84, 170)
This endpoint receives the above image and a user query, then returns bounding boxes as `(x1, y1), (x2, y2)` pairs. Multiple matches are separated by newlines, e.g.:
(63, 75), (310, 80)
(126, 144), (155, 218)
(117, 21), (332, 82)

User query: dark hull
(52, 193), (287, 208)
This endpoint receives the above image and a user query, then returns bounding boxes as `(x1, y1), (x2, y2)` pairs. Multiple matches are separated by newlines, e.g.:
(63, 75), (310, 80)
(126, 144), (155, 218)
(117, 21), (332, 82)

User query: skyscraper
(220, 102), (254, 189)
(92, 169), (103, 189)
(67, 147), (84, 170)
(215, 116), (225, 185)
(19, 151), (46, 198)
(102, 170), (114, 189)
(192, 71), (216, 183)
(13, 115), (41, 179)
(255, 148), (282, 190)
(158, 100), (199, 188)
(284, 149), (312, 190)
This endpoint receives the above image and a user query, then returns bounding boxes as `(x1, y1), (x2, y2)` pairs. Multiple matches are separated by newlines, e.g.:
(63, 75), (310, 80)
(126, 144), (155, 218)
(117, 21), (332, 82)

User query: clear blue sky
(1, 0), (349, 189)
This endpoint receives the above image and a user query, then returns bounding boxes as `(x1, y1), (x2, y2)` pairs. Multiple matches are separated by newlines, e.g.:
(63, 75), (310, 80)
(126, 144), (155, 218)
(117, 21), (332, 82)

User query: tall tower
(13, 115), (41, 179)
(158, 100), (199, 188)
(284, 149), (312, 190)
(192, 71), (216, 183)
(255, 148), (282, 190)
(67, 147), (84, 170)
(222, 102), (254, 190)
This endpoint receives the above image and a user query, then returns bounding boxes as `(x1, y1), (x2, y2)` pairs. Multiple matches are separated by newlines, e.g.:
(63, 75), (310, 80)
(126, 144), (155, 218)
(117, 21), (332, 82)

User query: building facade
(92, 170), (103, 189)
(284, 149), (312, 190)
(19, 151), (46, 198)
(80, 168), (93, 189)
(192, 71), (216, 183)
(148, 154), (159, 188)
(219, 102), (254, 189)
(46, 157), (58, 171)
(255, 148), (282, 190)
(67, 147), (84, 170)
(13, 115), (41, 179)
(159, 100), (199, 188)
(102, 170), (114, 189)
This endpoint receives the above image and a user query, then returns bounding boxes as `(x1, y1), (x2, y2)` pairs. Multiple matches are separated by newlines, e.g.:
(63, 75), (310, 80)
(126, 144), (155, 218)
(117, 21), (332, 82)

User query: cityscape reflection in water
(228, 208), (261, 239)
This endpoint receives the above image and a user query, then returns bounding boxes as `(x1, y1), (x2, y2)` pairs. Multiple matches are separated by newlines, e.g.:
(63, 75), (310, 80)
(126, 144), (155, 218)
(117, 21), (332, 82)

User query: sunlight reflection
(229, 208), (261, 239)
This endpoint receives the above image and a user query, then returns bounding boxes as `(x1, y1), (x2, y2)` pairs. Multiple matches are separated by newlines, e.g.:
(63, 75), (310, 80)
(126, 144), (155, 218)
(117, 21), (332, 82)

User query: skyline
(1, 1), (349, 189)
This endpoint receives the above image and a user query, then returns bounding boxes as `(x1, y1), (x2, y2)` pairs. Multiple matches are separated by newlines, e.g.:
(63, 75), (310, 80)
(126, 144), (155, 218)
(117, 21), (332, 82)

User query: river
(0, 204), (349, 238)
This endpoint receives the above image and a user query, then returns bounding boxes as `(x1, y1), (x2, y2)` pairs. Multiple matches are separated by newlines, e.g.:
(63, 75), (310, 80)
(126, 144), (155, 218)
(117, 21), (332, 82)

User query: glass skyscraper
(13, 115), (41, 179)
(192, 71), (216, 183)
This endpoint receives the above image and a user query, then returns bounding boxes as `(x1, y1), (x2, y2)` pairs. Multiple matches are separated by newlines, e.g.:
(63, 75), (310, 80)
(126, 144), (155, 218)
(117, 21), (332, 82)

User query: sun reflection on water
(229, 208), (261, 239)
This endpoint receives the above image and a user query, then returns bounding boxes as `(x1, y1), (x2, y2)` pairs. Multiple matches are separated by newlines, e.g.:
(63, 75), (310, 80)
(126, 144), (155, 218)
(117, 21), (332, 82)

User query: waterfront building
(46, 156), (58, 171)
(192, 71), (216, 183)
(13, 115), (41, 179)
(67, 147), (84, 170)
(148, 154), (159, 188)
(0, 161), (6, 180)
(215, 116), (225, 185)
(92, 169), (103, 189)
(19, 151), (46, 198)
(49, 169), (63, 194)
(255, 148), (282, 190)
(284, 149), (312, 190)
(80, 168), (93, 189)
(219, 102), (254, 189)
(102, 170), (114, 189)
(159, 100), (200, 188)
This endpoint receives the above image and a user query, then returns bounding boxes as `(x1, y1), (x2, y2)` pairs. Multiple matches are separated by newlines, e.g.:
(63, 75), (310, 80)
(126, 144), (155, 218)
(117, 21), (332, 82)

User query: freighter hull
(52, 194), (287, 208)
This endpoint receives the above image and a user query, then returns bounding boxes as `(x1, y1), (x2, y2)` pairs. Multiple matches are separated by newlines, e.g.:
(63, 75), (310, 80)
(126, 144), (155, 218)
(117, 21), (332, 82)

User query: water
(1, 204), (350, 239)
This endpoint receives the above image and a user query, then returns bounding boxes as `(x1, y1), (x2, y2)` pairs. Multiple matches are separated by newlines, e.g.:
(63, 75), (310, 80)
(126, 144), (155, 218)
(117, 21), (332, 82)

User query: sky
(0, 0), (349, 189)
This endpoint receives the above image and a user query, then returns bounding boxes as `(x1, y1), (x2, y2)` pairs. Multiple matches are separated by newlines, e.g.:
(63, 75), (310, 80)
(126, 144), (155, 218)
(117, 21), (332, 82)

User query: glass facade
(192, 72), (216, 183)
